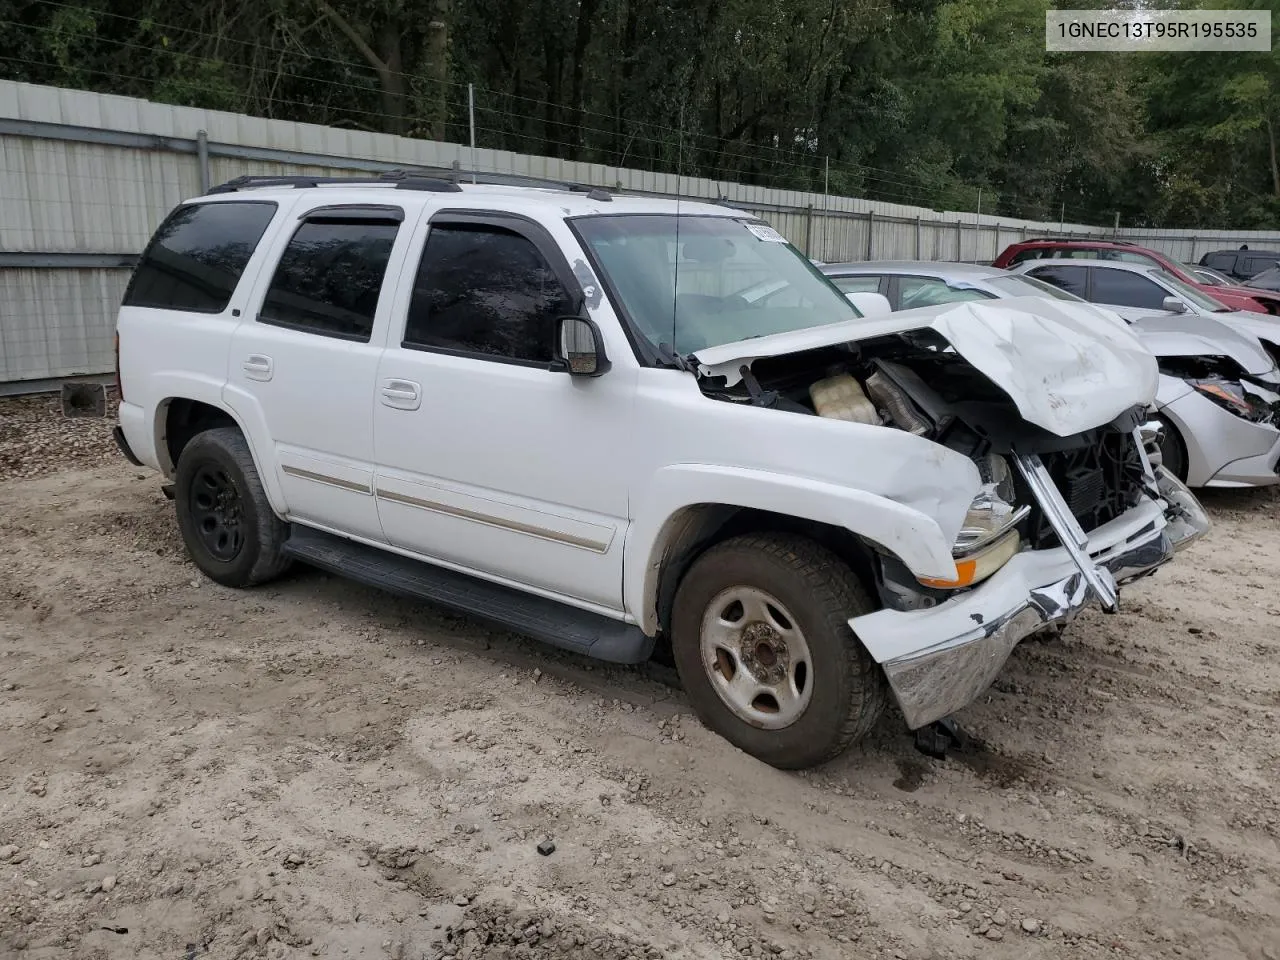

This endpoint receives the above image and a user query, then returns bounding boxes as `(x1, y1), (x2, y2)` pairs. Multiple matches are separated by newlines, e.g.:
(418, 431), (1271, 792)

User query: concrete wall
(4, 79), (1279, 386)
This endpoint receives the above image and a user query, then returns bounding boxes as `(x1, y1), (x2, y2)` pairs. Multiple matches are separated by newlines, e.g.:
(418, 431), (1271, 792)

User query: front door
(224, 202), (412, 542)
(371, 212), (633, 612)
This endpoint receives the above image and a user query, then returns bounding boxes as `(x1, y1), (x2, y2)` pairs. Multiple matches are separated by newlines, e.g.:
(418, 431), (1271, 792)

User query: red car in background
(991, 238), (1280, 315)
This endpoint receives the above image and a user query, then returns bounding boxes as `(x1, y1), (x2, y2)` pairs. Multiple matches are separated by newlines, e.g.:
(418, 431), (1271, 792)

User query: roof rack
(208, 172), (463, 194)
(207, 167), (614, 202)
(1022, 237), (1138, 246)
(439, 168), (614, 201)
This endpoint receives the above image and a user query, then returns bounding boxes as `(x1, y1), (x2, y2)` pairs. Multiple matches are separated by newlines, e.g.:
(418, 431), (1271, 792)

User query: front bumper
(851, 459), (1209, 730)
(1160, 389), (1280, 488)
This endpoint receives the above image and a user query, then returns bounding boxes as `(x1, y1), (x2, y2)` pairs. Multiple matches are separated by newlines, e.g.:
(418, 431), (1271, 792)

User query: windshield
(572, 214), (858, 355)
(1152, 269), (1231, 312)
(987, 273), (1085, 302)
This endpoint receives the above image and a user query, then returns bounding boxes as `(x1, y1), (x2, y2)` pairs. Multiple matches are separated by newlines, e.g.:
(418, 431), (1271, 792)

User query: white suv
(113, 173), (1208, 768)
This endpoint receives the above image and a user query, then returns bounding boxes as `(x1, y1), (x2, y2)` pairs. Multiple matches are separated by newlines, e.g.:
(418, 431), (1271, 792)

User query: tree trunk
(1267, 114), (1280, 197)
(314, 0), (407, 135)
(542, 24), (562, 159)
(379, 25), (407, 136)
(569, 0), (601, 158)
(616, 0), (640, 162)
(424, 0), (450, 142)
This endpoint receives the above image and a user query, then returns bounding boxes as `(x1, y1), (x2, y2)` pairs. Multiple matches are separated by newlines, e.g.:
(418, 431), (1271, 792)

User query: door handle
(242, 355), (274, 381)
(380, 379), (421, 410)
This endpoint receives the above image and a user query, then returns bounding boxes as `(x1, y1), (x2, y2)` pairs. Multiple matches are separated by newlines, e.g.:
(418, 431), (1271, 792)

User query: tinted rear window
(124, 201), (277, 313)
(259, 219), (400, 342)
(1025, 264), (1089, 297)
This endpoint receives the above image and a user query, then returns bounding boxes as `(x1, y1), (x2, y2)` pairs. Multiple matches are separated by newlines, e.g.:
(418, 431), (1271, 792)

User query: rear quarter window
(123, 201), (278, 313)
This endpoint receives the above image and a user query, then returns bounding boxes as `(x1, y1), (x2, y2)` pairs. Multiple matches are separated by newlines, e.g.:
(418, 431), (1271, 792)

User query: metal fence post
(804, 203), (814, 257)
(915, 216), (921, 259)
(866, 211), (874, 260)
(196, 129), (210, 194)
(956, 219), (963, 260)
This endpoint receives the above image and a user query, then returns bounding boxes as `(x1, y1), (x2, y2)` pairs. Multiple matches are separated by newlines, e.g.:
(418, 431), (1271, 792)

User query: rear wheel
(671, 534), (888, 769)
(174, 427), (291, 588)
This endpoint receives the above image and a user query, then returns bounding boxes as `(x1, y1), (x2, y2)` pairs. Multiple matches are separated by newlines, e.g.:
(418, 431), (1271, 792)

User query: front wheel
(1156, 416), (1188, 484)
(670, 534), (888, 769)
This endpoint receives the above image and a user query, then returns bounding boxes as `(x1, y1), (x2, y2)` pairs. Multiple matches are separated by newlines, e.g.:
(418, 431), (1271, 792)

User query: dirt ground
(1, 394), (1279, 960)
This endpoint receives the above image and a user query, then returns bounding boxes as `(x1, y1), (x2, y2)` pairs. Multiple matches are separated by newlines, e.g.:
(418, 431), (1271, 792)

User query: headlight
(918, 455), (1029, 590)
(1189, 376), (1280, 424)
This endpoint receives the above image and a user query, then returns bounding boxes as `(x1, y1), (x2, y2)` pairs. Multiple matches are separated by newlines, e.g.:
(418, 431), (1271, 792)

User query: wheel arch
(626, 466), (957, 638)
(155, 395), (288, 515)
(645, 504), (884, 642)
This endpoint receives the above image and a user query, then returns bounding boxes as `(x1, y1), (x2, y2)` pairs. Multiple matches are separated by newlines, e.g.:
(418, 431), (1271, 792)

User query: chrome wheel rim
(699, 586), (813, 730)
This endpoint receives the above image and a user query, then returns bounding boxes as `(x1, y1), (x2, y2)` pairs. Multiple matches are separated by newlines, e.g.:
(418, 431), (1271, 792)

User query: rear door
(1243, 256), (1280, 278)
(223, 202), (413, 542)
(1022, 264), (1090, 299)
(1085, 268), (1171, 311)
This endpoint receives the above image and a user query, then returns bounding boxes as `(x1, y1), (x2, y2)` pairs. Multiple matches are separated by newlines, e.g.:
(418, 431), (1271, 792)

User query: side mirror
(554, 316), (611, 377)
(1162, 296), (1188, 314)
(845, 291), (893, 317)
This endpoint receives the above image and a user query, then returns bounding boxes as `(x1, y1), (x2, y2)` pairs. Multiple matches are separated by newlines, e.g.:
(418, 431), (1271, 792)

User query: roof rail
(207, 167), (614, 201)
(208, 172), (463, 194)
(434, 167), (613, 201)
(1022, 236), (1138, 246)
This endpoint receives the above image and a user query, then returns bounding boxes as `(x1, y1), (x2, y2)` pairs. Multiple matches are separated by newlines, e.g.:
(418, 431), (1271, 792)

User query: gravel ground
(1, 397), (1278, 960)
(0, 390), (120, 482)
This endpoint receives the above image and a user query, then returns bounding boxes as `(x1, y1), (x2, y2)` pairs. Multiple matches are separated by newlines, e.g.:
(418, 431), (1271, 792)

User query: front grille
(1021, 432), (1146, 549)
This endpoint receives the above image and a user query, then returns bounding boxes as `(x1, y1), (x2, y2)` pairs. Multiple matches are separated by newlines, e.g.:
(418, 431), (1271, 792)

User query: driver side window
(403, 223), (572, 364)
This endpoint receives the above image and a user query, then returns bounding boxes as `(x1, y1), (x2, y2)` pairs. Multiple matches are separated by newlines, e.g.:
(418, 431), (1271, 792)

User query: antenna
(671, 99), (683, 357)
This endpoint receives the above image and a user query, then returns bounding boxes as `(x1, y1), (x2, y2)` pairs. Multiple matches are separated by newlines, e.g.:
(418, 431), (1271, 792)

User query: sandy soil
(1, 401), (1279, 960)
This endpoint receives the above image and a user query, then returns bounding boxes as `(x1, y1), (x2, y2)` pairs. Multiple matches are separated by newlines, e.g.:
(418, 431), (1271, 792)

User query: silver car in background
(822, 261), (1280, 489)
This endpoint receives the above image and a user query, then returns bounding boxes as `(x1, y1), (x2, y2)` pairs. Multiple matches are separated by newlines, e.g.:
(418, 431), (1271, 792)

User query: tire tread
(672, 532), (888, 769)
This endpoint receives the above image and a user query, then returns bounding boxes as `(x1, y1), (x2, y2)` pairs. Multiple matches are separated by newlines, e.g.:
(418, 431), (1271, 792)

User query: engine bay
(698, 333), (1149, 546)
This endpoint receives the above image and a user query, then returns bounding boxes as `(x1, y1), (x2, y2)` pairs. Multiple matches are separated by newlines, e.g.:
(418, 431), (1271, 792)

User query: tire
(174, 427), (292, 588)
(1156, 416), (1188, 484)
(670, 534), (888, 769)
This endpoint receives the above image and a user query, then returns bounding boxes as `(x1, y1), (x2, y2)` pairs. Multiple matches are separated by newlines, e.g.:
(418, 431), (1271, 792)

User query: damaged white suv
(113, 173), (1209, 768)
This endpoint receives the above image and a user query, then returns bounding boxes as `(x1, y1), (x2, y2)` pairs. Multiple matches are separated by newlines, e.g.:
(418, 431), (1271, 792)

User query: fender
(624, 463), (965, 635)
(140, 372), (289, 517)
(1153, 372), (1193, 410)
(143, 372), (225, 470)
(217, 380), (290, 516)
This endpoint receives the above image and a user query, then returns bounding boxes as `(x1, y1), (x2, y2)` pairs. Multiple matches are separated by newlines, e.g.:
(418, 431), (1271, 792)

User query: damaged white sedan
(115, 182), (1209, 771)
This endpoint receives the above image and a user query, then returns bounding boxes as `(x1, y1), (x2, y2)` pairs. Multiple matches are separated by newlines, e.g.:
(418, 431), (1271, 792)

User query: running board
(281, 526), (654, 664)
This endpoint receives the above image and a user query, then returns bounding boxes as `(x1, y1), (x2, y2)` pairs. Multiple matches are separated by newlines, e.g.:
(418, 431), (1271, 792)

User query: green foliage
(0, 0), (1275, 227)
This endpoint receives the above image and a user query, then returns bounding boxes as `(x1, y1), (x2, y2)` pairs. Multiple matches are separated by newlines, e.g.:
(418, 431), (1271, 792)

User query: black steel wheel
(174, 426), (291, 587)
(188, 462), (245, 561)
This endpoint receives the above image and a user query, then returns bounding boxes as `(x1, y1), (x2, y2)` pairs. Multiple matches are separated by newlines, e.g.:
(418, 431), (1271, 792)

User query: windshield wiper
(656, 341), (694, 372)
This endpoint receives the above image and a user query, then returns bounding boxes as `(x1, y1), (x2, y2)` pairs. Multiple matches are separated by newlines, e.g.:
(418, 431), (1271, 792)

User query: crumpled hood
(1130, 313), (1276, 377)
(693, 296), (1158, 437)
(1209, 311), (1280, 357)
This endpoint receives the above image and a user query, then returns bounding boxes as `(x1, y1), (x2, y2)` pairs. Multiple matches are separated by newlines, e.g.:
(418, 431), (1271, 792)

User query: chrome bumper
(851, 449), (1210, 730)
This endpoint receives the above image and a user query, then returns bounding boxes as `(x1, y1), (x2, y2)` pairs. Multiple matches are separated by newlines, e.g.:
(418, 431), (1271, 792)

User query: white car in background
(823, 260), (1280, 489)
